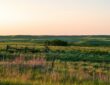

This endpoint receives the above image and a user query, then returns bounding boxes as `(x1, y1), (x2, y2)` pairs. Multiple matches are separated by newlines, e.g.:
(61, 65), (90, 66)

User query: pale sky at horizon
(0, 0), (110, 35)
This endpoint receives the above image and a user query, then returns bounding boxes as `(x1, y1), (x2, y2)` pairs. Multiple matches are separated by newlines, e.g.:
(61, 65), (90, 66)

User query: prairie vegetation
(0, 35), (110, 85)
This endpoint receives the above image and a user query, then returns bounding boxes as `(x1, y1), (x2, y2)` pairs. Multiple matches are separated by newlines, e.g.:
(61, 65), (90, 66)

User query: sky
(0, 0), (110, 35)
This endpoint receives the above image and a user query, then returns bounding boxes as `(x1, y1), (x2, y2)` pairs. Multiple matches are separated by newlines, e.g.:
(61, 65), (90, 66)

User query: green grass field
(0, 35), (110, 85)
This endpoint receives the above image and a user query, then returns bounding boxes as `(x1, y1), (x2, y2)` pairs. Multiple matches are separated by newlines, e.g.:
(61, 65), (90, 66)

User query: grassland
(0, 35), (110, 85)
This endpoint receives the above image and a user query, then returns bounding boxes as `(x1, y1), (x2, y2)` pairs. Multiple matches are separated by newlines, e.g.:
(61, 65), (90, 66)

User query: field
(0, 35), (110, 85)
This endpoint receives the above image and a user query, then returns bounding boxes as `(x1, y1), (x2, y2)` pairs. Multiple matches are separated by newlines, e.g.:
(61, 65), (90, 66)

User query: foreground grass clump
(0, 79), (109, 85)
(0, 60), (109, 85)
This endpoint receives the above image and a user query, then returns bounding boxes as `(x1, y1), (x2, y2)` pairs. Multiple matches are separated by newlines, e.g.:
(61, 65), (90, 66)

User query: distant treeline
(0, 35), (110, 46)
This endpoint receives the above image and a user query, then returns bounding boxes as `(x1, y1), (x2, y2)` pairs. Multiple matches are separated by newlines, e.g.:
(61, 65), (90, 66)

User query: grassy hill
(0, 35), (110, 46)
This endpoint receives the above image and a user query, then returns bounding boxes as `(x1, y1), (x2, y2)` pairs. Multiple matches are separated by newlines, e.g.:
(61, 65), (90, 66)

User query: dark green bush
(45, 40), (68, 46)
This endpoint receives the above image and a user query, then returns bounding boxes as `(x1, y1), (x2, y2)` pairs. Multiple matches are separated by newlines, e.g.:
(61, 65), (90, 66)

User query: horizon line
(0, 34), (110, 36)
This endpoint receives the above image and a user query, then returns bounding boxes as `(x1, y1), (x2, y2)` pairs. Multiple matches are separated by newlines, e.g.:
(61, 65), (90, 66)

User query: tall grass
(0, 45), (109, 85)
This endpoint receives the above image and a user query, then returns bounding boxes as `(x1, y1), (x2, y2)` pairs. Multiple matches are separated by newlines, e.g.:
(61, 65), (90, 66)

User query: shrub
(45, 40), (68, 46)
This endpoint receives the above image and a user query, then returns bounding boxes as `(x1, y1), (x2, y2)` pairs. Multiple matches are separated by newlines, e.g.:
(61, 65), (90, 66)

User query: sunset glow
(0, 0), (110, 35)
